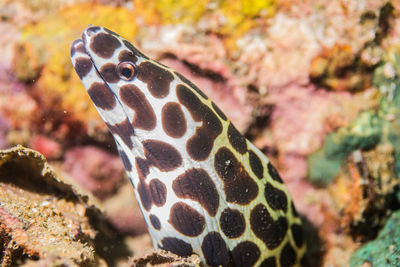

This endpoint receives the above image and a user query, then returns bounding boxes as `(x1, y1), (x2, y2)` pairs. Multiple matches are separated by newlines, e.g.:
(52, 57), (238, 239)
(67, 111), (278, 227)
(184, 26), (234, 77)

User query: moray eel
(70, 26), (306, 267)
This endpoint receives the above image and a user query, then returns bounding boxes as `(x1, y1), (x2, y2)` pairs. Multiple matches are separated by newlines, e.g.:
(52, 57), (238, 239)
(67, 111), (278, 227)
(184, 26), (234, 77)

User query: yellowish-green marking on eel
(70, 26), (306, 267)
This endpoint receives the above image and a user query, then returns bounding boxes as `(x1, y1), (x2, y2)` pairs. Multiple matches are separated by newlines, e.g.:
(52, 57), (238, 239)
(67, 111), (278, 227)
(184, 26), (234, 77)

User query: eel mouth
(70, 27), (136, 137)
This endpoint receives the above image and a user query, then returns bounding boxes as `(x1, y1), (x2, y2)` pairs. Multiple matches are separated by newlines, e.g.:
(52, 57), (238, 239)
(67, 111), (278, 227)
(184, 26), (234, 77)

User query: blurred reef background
(0, 0), (400, 266)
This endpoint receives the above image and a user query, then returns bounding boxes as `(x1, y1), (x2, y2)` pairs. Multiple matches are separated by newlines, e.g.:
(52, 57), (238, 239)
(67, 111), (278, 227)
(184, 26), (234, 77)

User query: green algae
(350, 210), (400, 267)
(308, 112), (382, 186)
(308, 46), (400, 186)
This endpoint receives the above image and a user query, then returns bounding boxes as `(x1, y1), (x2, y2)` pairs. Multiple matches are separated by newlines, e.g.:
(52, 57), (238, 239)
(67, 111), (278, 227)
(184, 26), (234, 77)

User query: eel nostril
(86, 26), (101, 37)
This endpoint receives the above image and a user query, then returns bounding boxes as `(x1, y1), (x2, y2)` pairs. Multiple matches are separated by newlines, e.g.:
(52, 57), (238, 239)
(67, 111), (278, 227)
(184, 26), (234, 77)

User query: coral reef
(0, 0), (400, 266)
(63, 146), (125, 199)
(350, 210), (400, 266)
(0, 146), (101, 265)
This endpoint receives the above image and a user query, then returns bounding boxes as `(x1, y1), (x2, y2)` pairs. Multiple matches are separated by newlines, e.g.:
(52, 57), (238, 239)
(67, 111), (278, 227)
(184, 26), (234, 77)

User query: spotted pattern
(90, 32), (121, 58)
(214, 147), (258, 205)
(99, 63), (119, 83)
(138, 181), (152, 211)
(118, 50), (138, 63)
(137, 61), (174, 98)
(249, 150), (264, 179)
(211, 101), (227, 121)
(119, 150), (132, 171)
(280, 243), (297, 267)
(169, 202), (205, 237)
(142, 140), (182, 172)
(231, 241), (260, 266)
(260, 257), (277, 267)
(177, 84), (222, 160)
(70, 40), (86, 57)
(219, 208), (246, 238)
(74, 57), (92, 78)
(150, 214), (161, 230)
(268, 162), (284, 183)
(175, 72), (208, 100)
(87, 82), (116, 110)
(161, 237), (193, 257)
(106, 119), (134, 149)
(264, 182), (288, 212)
(162, 102), (187, 138)
(120, 84), (156, 130)
(227, 123), (247, 154)
(201, 232), (229, 266)
(123, 40), (148, 60)
(250, 204), (288, 249)
(135, 157), (149, 180)
(138, 179), (167, 210)
(71, 26), (305, 267)
(172, 168), (219, 216)
(291, 224), (304, 248)
(149, 179), (167, 206)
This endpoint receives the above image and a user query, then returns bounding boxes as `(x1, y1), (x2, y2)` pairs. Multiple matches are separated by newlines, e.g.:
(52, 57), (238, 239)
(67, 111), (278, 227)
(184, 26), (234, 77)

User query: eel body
(70, 26), (305, 267)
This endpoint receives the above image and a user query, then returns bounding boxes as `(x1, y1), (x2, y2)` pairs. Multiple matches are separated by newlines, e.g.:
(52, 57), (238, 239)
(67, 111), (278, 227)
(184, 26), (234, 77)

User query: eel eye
(117, 62), (136, 81)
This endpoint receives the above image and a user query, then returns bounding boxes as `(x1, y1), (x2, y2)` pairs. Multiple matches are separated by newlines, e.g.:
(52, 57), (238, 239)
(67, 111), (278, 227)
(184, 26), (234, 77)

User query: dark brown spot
(291, 202), (299, 217)
(186, 128), (215, 161)
(142, 140), (182, 172)
(175, 71), (208, 100)
(135, 157), (149, 180)
(214, 147), (258, 205)
(172, 168), (219, 216)
(87, 82), (116, 110)
(103, 27), (118, 36)
(201, 232), (229, 266)
(177, 84), (222, 160)
(118, 150), (132, 171)
(90, 32), (121, 58)
(136, 62), (174, 98)
(149, 179), (167, 207)
(162, 102), (187, 138)
(74, 57), (92, 79)
(169, 202), (205, 237)
(264, 183), (288, 212)
(249, 150), (264, 179)
(149, 214), (161, 230)
(70, 39), (86, 57)
(106, 119), (134, 149)
(228, 123), (247, 154)
(120, 84), (156, 130)
(87, 26), (101, 34)
(280, 243), (297, 267)
(123, 40), (149, 59)
(99, 63), (119, 83)
(137, 181), (152, 211)
(219, 208), (245, 238)
(268, 162), (283, 183)
(231, 241), (260, 267)
(161, 237), (193, 257)
(291, 224), (304, 248)
(260, 257), (277, 267)
(250, 204), (288, 249)
(211, 101), (227, 121)
(118, 50), (138, 63)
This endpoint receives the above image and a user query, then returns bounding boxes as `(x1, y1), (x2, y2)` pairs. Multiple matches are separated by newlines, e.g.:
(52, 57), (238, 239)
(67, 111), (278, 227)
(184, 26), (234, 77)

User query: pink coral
(63, 146), (125, 200)
(30, 135), (61, 160)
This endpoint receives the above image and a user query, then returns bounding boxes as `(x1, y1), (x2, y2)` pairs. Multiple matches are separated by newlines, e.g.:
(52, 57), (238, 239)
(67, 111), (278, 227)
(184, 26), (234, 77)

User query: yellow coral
(134, 0), (278, 51)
